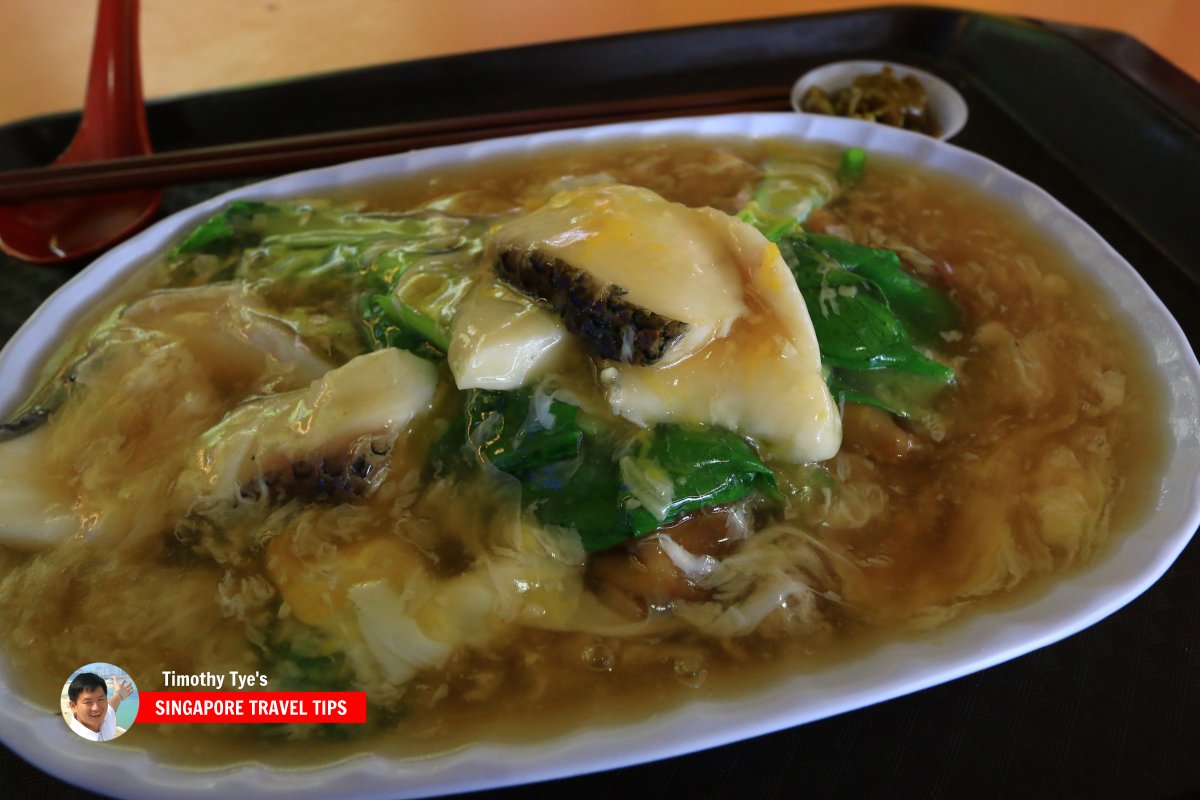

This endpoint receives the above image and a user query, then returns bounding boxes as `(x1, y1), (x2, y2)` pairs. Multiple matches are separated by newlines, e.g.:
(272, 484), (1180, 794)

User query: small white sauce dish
(791, 60), (969, 140)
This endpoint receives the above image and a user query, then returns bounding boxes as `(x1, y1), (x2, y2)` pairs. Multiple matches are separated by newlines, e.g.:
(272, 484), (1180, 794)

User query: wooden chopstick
(0, 86), (789, 204)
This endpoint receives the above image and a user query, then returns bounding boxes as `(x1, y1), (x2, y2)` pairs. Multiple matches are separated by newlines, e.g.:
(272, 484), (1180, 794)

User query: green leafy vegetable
(463, 388), (584, 474)
(741, 157), (961, 417)
(619, 425), (781, 536)
(777, 233), (954, 416)
(267, 645), (350, 692)
(838, 147), (867, 183)
(827, 368), (950, 419)
(359, 294), (449, 359)
(739, 202), (801, 241)
(168, 201), (490, 360)
(437, 389), (781, 551)
(803, 232), (960, 343)
(779, 236), (951, 375)
(769, 461), (837, 510)
(750, 158), (839, 223)
(435, 387), (629, 550)
(524, 449), (629, 552)
(173, 200), (272, 256)
(525, 423), (781, 550)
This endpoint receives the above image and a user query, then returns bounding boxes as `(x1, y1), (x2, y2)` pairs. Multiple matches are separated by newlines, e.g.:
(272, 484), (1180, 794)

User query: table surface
(0, 0), (1197, 127)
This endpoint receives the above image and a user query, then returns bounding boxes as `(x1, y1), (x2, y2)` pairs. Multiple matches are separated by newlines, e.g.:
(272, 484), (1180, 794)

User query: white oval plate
(2, 113), (1198, 800)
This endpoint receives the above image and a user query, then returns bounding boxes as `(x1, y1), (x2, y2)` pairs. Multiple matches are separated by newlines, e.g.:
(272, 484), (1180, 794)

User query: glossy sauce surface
(0, 140), (1162, 765)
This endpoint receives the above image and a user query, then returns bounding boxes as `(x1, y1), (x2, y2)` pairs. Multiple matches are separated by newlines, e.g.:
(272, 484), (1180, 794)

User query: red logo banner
(137, 691), (367, 724)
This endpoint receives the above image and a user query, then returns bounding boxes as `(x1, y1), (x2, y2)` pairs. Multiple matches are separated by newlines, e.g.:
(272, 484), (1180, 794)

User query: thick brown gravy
(0, 138), (1164, 766)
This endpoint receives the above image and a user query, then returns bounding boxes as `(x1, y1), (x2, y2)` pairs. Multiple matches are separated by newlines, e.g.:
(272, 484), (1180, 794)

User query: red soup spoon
(0, 0), (160, 264)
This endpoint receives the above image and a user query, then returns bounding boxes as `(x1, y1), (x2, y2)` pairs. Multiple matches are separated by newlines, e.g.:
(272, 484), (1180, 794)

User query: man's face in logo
(70, 686), (108, 732)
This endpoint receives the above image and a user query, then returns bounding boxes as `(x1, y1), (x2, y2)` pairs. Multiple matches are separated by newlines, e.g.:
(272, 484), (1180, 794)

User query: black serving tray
(2, 6), (1198, 799)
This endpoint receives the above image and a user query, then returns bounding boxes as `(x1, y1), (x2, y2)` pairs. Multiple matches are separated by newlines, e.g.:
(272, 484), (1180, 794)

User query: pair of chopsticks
(0, 86), (790, 205)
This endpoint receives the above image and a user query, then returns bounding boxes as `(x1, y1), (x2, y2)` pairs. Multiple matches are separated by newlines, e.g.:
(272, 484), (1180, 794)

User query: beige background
(0, 1), (1196, 127)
